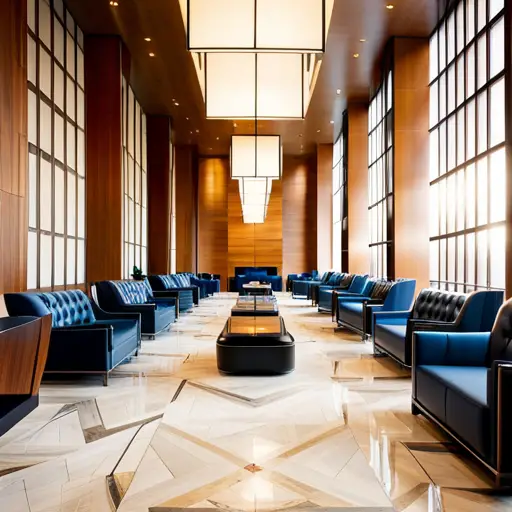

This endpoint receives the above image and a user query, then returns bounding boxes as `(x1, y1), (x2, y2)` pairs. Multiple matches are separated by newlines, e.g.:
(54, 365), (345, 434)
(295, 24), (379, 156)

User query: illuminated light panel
(230, 135), (281, 179)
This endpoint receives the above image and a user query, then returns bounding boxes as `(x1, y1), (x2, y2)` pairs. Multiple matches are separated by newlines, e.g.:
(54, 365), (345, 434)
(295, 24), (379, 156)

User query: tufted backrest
(321, 271), (334, 284)
(327, 273), (344, 285)
(37, 290), (96, 328)
(338, 274), (354, 289)
(110, 280), (149, 305)
(159, 275), (175, 289)
(412, 289), (467, 322)
(487, 298), (512, 365)
(370, 280), (393, 300)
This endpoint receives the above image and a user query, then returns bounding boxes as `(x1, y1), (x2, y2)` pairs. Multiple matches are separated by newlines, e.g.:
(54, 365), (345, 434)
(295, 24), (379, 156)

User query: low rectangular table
(242, 283), (272, 296)
(231, 296), (279, 316)
(217, 316), (295, 375)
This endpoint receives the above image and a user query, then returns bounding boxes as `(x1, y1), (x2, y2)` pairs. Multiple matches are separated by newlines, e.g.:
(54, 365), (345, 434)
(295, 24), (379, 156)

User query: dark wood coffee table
(231, 296), (279, 316)
(242, 283), (273, 296)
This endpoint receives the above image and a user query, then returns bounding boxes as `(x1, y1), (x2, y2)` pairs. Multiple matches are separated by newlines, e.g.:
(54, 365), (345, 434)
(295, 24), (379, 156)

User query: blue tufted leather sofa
(412, 298), (512, 486)
(4, 290), (140, 386)
(311, 272), (353, 305)
(147, 274), (198, 311)
(229, 267), (283, 293)
(336, 279), (417, 340)
(94, 280), (176, 338)
(286, 271), (316, 292)
(374, 289), (504, 367)
(317, 274), (368, 314)
(292, 271), (334, 299)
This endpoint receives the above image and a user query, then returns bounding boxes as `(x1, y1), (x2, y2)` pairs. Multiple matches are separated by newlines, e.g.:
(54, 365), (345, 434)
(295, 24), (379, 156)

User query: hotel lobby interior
(1, 0), (512, 510)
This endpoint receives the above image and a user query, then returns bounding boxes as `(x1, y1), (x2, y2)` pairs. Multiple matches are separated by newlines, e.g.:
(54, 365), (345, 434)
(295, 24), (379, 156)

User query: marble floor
(0, 293), (511, 511)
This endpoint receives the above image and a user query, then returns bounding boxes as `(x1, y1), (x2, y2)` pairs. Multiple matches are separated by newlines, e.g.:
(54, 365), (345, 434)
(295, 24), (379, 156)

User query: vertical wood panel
(317, 144), (333, 271)
(393, 38), (430, 290)
(0, 0), (27, 293)
(282, 155), (317, 278)
(506, 0), (512, 297)
(175, 145), (198, 274)
(347, 104), (370, 275)
(198, 157), (229, 288)
(85, 36), (123, 284)
(147, 116), (172, 275)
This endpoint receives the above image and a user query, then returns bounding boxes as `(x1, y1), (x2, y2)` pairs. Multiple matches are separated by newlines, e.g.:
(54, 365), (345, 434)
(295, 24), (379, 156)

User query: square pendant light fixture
(239, 178), (272, 224)
(230, 135), (281, 179)
(182, 0), (331, 53)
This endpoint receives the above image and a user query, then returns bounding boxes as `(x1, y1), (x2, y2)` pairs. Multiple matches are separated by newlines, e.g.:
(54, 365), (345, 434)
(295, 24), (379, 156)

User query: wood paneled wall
(347, 104), (370, 275)
(197, 157), (229, 288)
(228, 179), (283, 279)
(282, 155), (317, 278)
(393, 38), (430, 290)
(0, 0), (27, 294)
(175, 145), (198, 274)
(317, 144), (333, 271)
(147, 116), (172, 275)
(85, 36), (124, 284)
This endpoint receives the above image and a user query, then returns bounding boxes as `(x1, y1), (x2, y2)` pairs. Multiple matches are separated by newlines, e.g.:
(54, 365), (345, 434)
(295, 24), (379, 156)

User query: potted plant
(131, 266), (146, 281)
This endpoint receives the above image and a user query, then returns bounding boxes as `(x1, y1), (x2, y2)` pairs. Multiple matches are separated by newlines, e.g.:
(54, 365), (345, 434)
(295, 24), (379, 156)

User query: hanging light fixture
(180, 0), (333, 54)
(230, 135), (281, 179)
(238, 178), (272, 224)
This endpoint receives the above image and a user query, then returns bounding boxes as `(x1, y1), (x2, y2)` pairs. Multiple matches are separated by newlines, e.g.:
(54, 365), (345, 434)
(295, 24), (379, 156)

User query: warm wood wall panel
(198, 157), (229, 288)
(175, 145), (198, 274)
(393, 38), (430, 290)
(317, 144), (333, 271)
(85, 36), (123, 284)
(347, 104), (370, 275)
(0, 0), (27, 293)
(147, 116), (172, 275)
(282, 155), (317, 278)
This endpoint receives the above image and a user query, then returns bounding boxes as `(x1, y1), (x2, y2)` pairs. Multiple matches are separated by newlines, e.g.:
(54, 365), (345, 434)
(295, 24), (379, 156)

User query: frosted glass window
(39, 0), (52, 49)
(489, 0), (504, 19)
(490, 17), (504, 78)
(28, 0), (36, 32)
(490, 78), (505, 147)
(28, 90), (37, 145)
(54, 113), (65, 163)
(54, 0), (64, 20)
(40, 234), (52, 288)
(476, 157), (487, 226)
(54, 166), (65, 234)
(77, 26), (84, 49)
(77, 178), (85, 237)
(66, 238), (76, 285)
(77, 130), (85, 176)
(477, 34), (487, 89)
(490, 227), (505, 288)
(466, 43), (475, 98)
(77, 48), (84, 88)
(40, 158), (52, 231)
(77, 240), (85, 284)
(67, 172), (76, 236)
(29, 153), (37, 228)
(466, 0), (475, 43)
(477, 91), (487, 154)
(477, 230), (487, 286)
(39, 100), (52, 155)
(39, 47), (52, 99)
(28, 36), (37, 85)
(67, 122), (76, 169)
(27, 231), (38, 289)
(54, 236), (65, 286)
(77, 88), (84, 128)
(66, 32), (75, 78)
(489, 149), (506, 222)
(54, 64), (65, 111)
(66, 77), (75, 121)
(477, 0), (486, 32)
(54, 19), (65, 65)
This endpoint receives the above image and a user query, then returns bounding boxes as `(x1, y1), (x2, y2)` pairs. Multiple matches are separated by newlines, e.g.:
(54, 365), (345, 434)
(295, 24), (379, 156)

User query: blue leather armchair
(4, 290), (140, 386)
(374, 289), (504, 367)
(286, 272), (316, 292)
(94, 280), (176, 339)
(147, 274), (197, 311)
(337, 279), (417, 340)
(231, 267), (283, 293)
(412, 298), (512, 486)
(317, 274), (368, 314)
(197, 273), (221, 295)
(292, 271), (334, 299)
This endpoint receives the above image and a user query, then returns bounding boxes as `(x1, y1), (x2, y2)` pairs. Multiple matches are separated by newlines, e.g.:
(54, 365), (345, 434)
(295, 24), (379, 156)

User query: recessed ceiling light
(317, 129), (321, 133)
(196, 129), (199, 133)
(174, 102), (179, 106)
(353, 53), (360, 58)
(386, 3), (394, 9)
(233, 122), (237, 128)
(216, 137), (219, 140)
(360, 38), (366, 42)
(209, 147), (212, 150)
(144, 37), (151, 42)
(330, 120), (334, 124)
(149, 52), (155, 57)
(336, 89), (341, 95)
(109, 1), (118, 5)
(186, 117), (189, 120)
(298, 134), (303, 138)
(189, 131), (193, 134)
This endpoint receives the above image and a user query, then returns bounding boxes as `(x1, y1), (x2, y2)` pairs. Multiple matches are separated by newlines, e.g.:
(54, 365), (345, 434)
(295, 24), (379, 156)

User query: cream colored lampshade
(185, 0), (327, 53)
(231, 135), (281, 179)
(242, 203), (267, 224)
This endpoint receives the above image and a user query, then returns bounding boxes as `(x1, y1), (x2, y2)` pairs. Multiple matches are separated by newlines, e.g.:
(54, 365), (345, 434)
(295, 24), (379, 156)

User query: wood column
(85, 36), (124, 284)
(147, 116), (172, 275)
(198, 157), (229, 289)
(317, 144), (333, 271)
(0, 0), (27, 294)
(393, 38), (430, 290)
(505, 0), (512, 297)
(347, 104), (370, 275)
(175, 145), (198, 274)
(282, 154), (317, 278)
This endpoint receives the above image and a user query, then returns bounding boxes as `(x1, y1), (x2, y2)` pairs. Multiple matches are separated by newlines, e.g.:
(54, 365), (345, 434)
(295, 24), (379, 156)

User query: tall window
(122, 78), (148, 279)
(368, 66), (393, 278)
(332, 112), (348, 272)
(27, 0), (86, 290)
(429, 0), (505, 291)
(170, 142), (177, 273)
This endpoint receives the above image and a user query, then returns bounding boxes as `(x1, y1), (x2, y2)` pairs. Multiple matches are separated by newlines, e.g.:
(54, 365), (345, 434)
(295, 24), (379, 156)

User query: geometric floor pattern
(0, 293), (511, 511)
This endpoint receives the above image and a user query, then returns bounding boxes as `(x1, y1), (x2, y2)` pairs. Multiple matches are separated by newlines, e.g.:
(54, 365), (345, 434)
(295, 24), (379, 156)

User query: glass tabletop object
(225, 316), (284, 336)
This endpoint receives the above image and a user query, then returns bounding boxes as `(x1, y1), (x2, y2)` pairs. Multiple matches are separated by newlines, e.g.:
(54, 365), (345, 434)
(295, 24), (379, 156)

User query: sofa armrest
(90, 303), (141, 341)
(412, 331), (491, 367)
(338, 296), (372, 303)
(363, 303), (384, 336)
(374, 310), (412, 324)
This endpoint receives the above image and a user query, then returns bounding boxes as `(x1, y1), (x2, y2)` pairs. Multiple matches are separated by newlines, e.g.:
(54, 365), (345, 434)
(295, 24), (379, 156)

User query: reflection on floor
(0, 293), (510, 511)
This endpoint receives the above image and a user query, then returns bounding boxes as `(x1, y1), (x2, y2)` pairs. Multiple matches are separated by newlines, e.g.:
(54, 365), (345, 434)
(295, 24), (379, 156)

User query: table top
(242, 283), (272, 289)
(225, 316), (284, 336)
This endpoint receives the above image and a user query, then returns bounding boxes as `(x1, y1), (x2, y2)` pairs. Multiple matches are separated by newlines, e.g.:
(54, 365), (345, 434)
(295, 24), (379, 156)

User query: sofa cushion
(246, 271), (267, 281)
(338, 302), (364, 331)
(94, 319), (138, 349)
(111, 281), (149, 305)
(374, 323), (407, 362)
(415, 365), (449, 423)
(38, 290), (96, 328)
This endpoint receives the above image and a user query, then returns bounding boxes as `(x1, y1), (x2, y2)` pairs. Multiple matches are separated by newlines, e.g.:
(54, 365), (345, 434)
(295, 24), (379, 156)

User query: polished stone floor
(0, 293), (511, 511)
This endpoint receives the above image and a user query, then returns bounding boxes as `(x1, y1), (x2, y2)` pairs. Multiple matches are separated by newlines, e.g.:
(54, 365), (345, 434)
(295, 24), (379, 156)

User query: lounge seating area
(228, 267), (283, 293)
